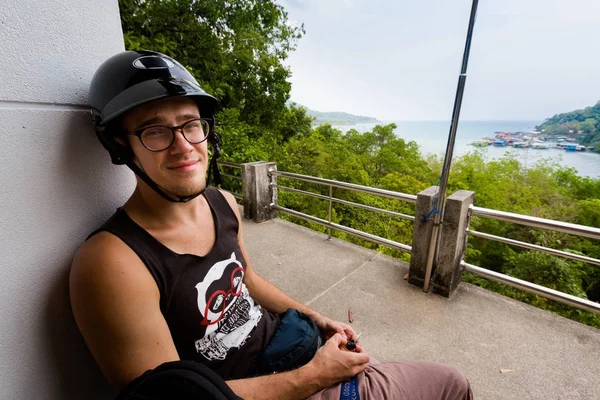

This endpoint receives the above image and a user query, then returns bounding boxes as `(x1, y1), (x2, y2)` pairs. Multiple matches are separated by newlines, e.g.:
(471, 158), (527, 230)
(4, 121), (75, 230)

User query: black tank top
(88, 188), (279, 380)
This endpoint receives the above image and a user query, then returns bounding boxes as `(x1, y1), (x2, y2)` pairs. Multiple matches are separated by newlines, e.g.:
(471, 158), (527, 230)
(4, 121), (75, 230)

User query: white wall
(0, 1), (135, 398)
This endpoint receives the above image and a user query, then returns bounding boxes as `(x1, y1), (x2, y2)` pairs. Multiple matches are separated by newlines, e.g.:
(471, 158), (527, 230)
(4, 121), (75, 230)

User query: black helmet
(90, 50), (218, 129)
(89, 50), (221, 202)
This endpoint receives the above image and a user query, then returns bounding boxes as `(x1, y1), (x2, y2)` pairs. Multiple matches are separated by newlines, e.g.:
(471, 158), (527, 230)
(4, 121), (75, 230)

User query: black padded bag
(115, 360), (243, 400)
(254, 308), (325, 375)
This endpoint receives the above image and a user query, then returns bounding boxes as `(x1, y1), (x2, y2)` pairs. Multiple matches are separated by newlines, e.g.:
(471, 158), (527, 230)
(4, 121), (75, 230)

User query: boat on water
(513, 141), (530, 148)
(472, 140), (491, 147)
(493, 140), (506, 147)
(564, 144), (587, 152)
(531, 143), (550, 150)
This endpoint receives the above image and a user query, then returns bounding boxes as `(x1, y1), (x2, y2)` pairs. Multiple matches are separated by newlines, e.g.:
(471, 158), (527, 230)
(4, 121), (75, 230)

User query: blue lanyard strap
(339, 375), (360, 400)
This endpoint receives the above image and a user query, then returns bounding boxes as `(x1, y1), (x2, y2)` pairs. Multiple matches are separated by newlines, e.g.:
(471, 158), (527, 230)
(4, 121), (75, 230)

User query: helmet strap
(207, 131), (222, 187)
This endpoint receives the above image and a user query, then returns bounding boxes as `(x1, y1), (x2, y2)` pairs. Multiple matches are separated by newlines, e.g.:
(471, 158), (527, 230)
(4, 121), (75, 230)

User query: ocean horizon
(332, 120), (600, 179)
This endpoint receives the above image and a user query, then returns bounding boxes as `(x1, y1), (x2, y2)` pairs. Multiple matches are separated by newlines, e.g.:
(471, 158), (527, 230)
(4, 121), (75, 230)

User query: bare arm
(220, 191), (358, 341)
(220, 191), (317, 316)
(69, 232), (180, 389)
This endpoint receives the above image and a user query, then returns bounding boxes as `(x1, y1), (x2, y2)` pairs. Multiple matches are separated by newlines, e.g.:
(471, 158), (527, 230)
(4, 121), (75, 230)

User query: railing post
(241, 161), (278, 222)
(409, 186), (440, 287)
(241, 161), (263, 220)
(432, 190), (475, 297)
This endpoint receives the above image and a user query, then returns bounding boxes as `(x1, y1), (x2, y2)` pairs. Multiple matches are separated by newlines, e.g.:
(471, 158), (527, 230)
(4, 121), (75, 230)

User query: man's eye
(144, 128), (168, 137)
(185, 121), (201, 129)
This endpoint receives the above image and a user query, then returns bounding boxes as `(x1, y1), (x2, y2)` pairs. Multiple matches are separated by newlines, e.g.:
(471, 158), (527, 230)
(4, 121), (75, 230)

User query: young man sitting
(70, 50), (473, 400)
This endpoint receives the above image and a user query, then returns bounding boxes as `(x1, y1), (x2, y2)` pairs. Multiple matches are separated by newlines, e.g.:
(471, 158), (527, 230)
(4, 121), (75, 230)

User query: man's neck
(123, 184), (210, 230)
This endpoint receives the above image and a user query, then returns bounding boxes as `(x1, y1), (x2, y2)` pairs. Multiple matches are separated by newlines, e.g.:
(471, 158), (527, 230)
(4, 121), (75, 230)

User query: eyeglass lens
(140, 119), (209, 151)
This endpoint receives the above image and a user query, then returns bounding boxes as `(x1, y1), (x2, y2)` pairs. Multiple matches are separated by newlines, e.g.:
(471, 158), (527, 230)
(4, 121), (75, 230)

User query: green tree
(119, 0), (311, 160)
(537, 101), (600, 147)
(580, 118), (597, 133)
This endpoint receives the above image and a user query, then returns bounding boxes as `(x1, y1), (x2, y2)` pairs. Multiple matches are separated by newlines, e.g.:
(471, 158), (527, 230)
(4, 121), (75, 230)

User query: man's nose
(169, 129), (195, 154)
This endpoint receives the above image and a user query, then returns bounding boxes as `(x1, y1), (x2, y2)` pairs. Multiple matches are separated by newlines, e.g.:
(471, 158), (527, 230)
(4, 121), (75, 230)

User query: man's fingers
(336, 327), (348, 340)
(356, 352), (370, 364)
(327, 332), (345, 347)
(336, 322), (356, 338)
(344, 327), (356, 340)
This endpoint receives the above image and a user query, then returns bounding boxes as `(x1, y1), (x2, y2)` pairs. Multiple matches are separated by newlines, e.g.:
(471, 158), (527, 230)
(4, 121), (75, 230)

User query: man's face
(121, 97), (209, 198)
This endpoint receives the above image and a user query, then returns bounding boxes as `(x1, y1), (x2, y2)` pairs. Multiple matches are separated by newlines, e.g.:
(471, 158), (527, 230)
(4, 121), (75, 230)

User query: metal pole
(423, 0), (480, 293)
(328, 185), (333, 239)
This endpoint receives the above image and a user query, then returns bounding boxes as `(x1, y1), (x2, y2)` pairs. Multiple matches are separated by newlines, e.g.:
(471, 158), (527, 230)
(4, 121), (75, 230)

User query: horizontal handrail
(462, 261), (600, 314)
(231, 192), (242, 201)
(272, 205), (412, 253)
(467, 206), (600, 314)
(273, 184), (415, 221)
(470, 205), (600, 240)
(467, 230), (600, 267)
(270, 170), (417, 204)
(221, 172), (242, 181)
(218, 161), (242, 169)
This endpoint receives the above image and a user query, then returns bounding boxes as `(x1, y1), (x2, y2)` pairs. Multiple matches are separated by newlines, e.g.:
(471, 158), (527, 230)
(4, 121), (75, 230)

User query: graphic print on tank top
(193, 252), (262, 361)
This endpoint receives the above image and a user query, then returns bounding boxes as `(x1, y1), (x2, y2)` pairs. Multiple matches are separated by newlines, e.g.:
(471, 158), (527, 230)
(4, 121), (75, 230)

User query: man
(70, 50), (473, 399)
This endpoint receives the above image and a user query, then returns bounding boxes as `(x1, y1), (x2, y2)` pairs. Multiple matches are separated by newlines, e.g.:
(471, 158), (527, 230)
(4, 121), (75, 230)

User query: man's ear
(114, 136), (127, 146)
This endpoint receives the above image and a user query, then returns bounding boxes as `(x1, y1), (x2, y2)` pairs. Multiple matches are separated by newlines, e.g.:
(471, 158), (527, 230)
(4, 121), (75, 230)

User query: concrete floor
(242, 216), (600, 400)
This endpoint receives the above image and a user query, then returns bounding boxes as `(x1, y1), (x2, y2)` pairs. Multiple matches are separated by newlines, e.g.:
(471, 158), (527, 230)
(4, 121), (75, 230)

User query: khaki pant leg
(307, 361), (473, 400)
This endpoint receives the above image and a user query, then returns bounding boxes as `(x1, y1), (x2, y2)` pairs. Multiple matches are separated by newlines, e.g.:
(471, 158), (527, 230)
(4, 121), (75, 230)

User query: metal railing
(217, 161), (242, 200)
(268, 169), (414, 253)
(220, 162), (600, 314)
(464, 204), (600, 314)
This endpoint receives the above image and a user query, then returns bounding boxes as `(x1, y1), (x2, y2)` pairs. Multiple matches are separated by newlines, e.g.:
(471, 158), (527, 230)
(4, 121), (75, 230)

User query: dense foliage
(119, 0), (312, 158)
(537, 101), (600, 150)
(119, 0), (600, 328)
(271, 125), (600, 327)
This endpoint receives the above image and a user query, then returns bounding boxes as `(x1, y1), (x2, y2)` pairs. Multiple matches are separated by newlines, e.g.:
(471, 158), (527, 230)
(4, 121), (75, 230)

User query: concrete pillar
(432, 190), (475, 297)
(241, 161), (264, 220)
(242, 161), (278, 223)
(409, 186), (439, 287)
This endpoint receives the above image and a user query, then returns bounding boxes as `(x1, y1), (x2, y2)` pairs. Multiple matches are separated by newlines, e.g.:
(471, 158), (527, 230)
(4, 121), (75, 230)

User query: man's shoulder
(214, 188), (240, 219)
(79, 230), (128, 255)
(72, 231), (145, 281)
(216, 188), (236, 203)
(70, 230), (160, 309)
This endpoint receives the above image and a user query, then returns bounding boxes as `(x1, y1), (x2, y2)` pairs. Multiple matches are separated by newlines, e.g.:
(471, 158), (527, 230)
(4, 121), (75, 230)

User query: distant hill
(537, 101), (600, 150)
(291, 102), (379, 126)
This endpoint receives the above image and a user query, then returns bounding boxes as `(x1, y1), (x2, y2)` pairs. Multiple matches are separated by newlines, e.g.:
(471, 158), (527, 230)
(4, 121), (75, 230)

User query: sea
(332, 120), (600, 179)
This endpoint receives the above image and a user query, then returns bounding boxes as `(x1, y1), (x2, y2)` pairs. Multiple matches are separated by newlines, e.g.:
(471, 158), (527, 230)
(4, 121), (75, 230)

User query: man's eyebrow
(178, 113), (202, 122)
(132, 117), (165, 131)
(132, 114), (201, 131)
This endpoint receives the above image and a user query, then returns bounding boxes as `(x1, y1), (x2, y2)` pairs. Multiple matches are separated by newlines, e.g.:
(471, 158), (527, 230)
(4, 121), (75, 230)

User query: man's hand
(302, 333), (369, 389)
(226, 333), (368, 400)
(312, 314), (357, 341)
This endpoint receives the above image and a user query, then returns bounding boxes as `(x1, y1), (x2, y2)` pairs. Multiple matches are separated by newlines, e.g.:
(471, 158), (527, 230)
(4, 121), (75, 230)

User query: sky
(278, 0), (600, 121)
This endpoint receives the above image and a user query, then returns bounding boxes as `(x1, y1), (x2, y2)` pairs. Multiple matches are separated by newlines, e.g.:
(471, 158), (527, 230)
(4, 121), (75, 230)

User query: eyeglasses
(126, 118), (211, 152)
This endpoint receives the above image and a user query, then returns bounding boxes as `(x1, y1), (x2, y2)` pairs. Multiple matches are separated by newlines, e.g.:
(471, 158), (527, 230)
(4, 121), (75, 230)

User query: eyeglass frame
(124, 117), (213, 152)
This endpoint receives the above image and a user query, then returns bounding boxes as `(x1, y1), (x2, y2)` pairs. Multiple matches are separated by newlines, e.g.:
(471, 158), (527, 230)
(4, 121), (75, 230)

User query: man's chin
(167, 180), (208, 199)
